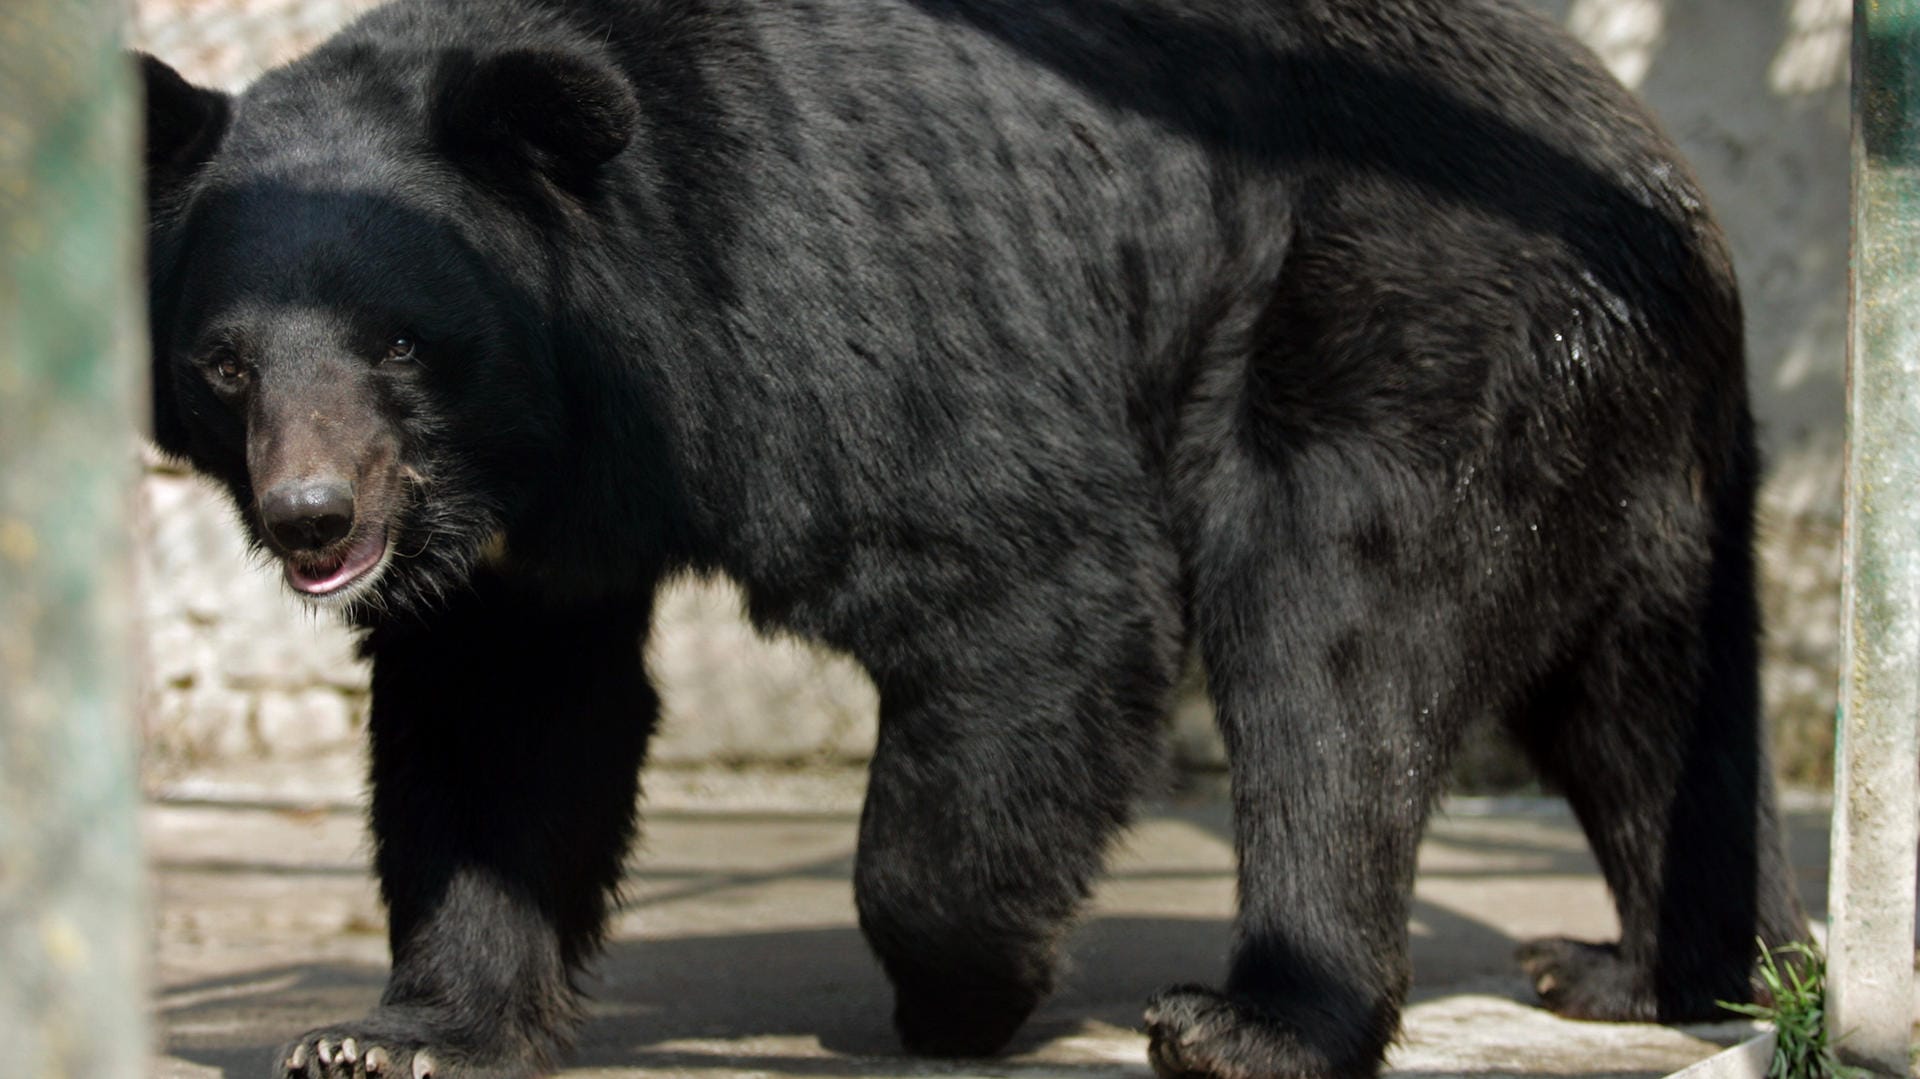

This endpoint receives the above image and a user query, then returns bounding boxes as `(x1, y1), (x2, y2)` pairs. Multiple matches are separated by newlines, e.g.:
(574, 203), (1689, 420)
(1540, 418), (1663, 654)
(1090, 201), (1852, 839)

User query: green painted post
(0, 0), (151, 1076)
(1835, 0), (1920, 1072)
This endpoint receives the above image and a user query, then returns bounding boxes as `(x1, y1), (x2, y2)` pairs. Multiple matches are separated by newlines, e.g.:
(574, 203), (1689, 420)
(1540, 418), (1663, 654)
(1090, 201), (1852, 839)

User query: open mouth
(283, 529), (390, 597)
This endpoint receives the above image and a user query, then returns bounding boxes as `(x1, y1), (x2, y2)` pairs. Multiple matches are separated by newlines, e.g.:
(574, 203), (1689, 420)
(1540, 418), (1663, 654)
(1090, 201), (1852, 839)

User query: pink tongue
(286, 532), (386, 595)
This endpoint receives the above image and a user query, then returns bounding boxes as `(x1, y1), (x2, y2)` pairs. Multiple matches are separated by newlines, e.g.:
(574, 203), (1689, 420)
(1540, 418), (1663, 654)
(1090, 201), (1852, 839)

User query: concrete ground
(149, 759), (1839, 1079)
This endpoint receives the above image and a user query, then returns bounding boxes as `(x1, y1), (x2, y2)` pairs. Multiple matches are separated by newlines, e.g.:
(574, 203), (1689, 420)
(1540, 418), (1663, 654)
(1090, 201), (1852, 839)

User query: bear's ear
(137, 53), (231, 209)
(430, 49), (639, 191)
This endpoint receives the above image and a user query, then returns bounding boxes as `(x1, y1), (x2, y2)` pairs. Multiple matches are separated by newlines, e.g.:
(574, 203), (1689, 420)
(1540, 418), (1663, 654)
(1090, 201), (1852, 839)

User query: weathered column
(0, 1), (151, 1075)
(1833, 0), (1920, 1072)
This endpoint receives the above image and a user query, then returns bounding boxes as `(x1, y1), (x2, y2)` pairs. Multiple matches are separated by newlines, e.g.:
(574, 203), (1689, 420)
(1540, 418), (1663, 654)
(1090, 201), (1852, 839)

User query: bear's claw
(280, 1030), (441, 1078)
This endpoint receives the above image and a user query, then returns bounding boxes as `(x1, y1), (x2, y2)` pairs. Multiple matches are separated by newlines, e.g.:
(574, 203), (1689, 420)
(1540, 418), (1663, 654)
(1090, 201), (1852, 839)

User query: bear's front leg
(277, 580), (656, 1079)
(852, 565), (1180, 1058)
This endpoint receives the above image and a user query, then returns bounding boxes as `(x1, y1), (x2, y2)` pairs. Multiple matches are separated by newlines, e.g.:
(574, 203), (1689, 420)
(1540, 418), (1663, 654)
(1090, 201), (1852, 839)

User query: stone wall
(133, 0), (1847, 786)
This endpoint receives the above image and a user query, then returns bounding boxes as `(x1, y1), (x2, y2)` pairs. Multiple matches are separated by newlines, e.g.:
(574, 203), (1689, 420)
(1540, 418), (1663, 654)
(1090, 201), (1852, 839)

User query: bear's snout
(260, 476), (355, 554)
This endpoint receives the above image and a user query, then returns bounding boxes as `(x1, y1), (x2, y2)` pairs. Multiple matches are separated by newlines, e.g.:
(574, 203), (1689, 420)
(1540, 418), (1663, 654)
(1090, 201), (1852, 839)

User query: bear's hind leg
(276, 580), (655, 1079)
(1508, 471), (1809, 1022)
(1147, 446), (1482, 1079)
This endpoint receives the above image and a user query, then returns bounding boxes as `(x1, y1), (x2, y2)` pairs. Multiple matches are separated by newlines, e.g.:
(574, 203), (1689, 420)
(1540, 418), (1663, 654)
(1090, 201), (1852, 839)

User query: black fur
(138, 1), (1809, 1076)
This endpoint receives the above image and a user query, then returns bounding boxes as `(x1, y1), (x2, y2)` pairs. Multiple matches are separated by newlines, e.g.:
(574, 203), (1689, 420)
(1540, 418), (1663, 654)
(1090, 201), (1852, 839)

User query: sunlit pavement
(149, 759), (1833, 1079)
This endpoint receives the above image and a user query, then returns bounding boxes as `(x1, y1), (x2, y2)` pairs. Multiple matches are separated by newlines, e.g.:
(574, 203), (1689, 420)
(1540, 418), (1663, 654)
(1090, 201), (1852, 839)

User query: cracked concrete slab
(149, 761), (1832, 1078)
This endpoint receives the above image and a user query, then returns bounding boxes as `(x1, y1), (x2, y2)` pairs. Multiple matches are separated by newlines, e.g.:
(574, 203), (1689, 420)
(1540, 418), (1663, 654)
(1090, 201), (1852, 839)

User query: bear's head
(139, 43), (641, 618)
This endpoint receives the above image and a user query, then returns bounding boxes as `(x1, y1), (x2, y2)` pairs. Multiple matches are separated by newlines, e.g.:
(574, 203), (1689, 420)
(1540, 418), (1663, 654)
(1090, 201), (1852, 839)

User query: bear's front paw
(276, 1015), (535, 1079)
(893, 978), (1043, 1058)
(279, 1030), (436, 1079)
(1516, 937), (1657, 1022)
(1145, 985), (1376, 1079)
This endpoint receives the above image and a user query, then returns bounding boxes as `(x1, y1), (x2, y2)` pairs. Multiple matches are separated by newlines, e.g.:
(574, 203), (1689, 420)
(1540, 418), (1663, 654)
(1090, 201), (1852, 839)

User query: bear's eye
(383, 335), (418, 363)
(209, 350), (246, 382)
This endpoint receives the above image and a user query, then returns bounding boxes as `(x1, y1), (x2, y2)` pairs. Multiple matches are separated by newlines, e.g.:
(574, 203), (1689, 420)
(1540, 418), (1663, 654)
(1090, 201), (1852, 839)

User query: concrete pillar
(1832, 0), (1920, 1071)
(0, 1), (152, 1075)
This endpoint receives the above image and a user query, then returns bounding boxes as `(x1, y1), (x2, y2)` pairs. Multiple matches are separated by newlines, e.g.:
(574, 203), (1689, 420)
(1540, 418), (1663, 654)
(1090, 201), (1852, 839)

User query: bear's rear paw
(1516, 937), (1659, 1022)
(276, 1011), (539, 1079)
(1144, 985), (1379, 1079)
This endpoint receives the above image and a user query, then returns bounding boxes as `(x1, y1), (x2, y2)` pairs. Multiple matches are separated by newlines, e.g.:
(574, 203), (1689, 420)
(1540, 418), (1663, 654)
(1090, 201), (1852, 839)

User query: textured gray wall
(132, 0), (1847, 783)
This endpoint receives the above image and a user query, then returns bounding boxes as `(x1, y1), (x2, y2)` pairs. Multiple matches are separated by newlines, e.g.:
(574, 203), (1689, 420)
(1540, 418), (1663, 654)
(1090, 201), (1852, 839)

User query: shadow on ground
(160, 912), (1522, 1076)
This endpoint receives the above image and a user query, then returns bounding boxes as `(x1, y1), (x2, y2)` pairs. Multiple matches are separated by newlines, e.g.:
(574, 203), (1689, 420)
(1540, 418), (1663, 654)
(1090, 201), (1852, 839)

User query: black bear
(139, 0), (1809, 1076)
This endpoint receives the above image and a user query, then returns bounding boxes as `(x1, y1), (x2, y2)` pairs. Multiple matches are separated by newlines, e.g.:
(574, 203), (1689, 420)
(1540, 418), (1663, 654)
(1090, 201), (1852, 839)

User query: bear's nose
(260, 478), (356, 553)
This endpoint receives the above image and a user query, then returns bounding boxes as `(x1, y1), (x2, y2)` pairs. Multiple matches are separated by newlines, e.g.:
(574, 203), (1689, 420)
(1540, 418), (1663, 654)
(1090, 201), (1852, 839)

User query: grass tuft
(1719, 941), (1871, 1079)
